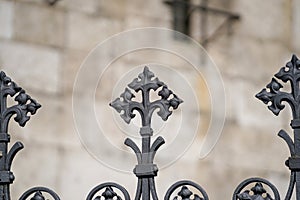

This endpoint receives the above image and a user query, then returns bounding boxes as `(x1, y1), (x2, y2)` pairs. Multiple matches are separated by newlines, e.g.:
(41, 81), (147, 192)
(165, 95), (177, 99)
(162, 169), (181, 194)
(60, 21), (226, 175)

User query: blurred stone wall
(0, 0), (299, 199)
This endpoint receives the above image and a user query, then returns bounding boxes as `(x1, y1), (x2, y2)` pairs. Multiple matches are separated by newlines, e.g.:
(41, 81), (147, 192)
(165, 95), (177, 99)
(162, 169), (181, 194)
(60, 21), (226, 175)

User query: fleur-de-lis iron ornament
(110, 66), (184, 200)
(256, 54), (300, 200)
(3, 59), (300, 200)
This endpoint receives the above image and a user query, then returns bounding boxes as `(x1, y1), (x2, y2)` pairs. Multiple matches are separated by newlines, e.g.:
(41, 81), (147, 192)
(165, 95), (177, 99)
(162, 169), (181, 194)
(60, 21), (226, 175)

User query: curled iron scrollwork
(233, 178), (280, 200)
(110, 66), (183, 200)
(86, 182), (130, 200)
(0, 71), (41, 128)
(256, 54), (300, 118)
(164, 180), (209, 200)
(1, 55), (299, 200)
(19, 187), (61, 200)
(0, 71), (43, 200)
(256, 55), (300, 199)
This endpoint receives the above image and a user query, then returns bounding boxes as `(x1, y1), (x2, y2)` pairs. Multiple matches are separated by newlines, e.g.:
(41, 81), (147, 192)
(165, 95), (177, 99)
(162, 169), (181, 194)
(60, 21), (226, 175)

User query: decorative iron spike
(3, 58), (299, 200)
(31, 192), (45, 200)
(102, 187), (118, 200)
(106, 65), (282, 200)
(110, 66), (183, 200)
(0, 71), (43, 200)
(256, 54), (300, 200)
(0, 71), (61, 200)
(177, 186), (193, 200)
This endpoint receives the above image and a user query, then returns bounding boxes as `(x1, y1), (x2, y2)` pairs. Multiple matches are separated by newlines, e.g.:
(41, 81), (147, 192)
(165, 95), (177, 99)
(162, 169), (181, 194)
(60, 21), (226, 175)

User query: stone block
(125, 0), (172, 21)
(208, 0), (233, 10)
(60, 96), (86, 146)
(63, 0), (99, 15)
(124, 14), (171, 30)
(97, 0), (126, 19)
(0, 1), (13, 39)
(61, 49), (88, 94)
(0, 40), (61, 94)
(15, 0), (63, 7)
(223, 77), (286, 129)
(8, 94), (84, 148)
(67, 12), (122, 51)
(292, 0), (300, 52)
(215, 36), (291, 83)
(232, 0), (290, 42)
(70, 46), (118, 99)
(10, 143), (61, 200)
(14, 2), (65, 47)
(57, 145), (136, 199)
(210, 123), (289, 173)
(0, 1), (293, 200)
(7, 93), (62, 145)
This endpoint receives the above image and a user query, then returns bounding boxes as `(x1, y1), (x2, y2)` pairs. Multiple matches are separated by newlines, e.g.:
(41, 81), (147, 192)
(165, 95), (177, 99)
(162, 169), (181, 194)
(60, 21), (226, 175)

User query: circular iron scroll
(232, 177), (280, 200)
(86, 182), (130, 200)
(164, 180), (209, 200)
(19, 186), (61, 200)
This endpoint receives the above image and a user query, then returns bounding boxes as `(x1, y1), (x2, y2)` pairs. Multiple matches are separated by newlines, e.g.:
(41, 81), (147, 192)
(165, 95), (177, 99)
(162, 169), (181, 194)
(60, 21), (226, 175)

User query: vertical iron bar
(294, 128), (300, 200)
(0, 85), (8, 200)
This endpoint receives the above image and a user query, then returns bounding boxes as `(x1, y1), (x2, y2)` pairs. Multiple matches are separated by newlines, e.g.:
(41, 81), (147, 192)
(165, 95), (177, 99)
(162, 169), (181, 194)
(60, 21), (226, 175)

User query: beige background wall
(0, 0), (299, 199)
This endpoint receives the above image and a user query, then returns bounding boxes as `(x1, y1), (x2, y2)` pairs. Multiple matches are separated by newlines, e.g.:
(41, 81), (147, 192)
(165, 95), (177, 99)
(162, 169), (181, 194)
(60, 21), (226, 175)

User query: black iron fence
(0, 55), (299, 200)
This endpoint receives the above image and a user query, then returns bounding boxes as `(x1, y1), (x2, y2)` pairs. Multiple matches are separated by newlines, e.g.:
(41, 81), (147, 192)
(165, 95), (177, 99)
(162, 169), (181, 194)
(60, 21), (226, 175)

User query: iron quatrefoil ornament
(2, 55), (300, 200)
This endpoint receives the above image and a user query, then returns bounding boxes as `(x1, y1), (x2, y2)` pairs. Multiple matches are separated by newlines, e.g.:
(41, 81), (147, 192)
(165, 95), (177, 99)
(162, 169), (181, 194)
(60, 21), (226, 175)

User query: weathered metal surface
(1, 56), (300, 200)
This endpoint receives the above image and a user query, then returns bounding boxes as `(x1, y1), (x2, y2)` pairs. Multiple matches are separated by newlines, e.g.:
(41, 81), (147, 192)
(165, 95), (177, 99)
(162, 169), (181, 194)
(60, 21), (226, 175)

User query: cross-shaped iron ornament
(107, 66), (284, 200)
(256, 55), (300, 200)
(110, 66), (183, 200)
(0, 71), (60, 200)
(3, 58), (300, 200)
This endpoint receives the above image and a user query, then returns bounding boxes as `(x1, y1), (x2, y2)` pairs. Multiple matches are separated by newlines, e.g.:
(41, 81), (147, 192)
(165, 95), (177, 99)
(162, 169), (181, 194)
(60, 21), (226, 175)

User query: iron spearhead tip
(291, 54), (299, 64)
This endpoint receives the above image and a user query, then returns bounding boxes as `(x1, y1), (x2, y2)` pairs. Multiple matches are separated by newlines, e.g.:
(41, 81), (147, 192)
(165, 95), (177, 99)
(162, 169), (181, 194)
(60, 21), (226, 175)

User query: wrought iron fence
(0, 55), (299, 200)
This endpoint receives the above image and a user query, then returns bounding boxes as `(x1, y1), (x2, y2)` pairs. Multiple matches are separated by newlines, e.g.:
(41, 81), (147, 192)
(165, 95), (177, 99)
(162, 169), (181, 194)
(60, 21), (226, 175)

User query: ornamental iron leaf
(110, 66), (183, 126)
(255, 78), (285, 115)
(101, 187), (122, 200)
(256, 55), (300, 118)
(0, 71), (21, 97)
(275, 55), (300, 84)
(165, 181), (209, 200)
(237, 183), (273, 200)
(0, 71), (41, 128)
(30, 191), (45, 200)
(110, 88), (136, 124)
(176, 186), (204, 200)
(128, 67), (164, 92)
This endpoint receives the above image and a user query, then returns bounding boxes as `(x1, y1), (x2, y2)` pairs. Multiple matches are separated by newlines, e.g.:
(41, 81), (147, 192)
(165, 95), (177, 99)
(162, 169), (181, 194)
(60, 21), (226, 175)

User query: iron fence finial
(4, 56), (300, 200)
(256, 54), (300, 200)
(110, 66), (183, 200)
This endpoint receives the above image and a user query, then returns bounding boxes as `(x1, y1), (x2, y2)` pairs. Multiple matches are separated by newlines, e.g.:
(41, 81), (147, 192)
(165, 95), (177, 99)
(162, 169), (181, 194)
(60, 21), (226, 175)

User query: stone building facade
(0, 0), (299, 199)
